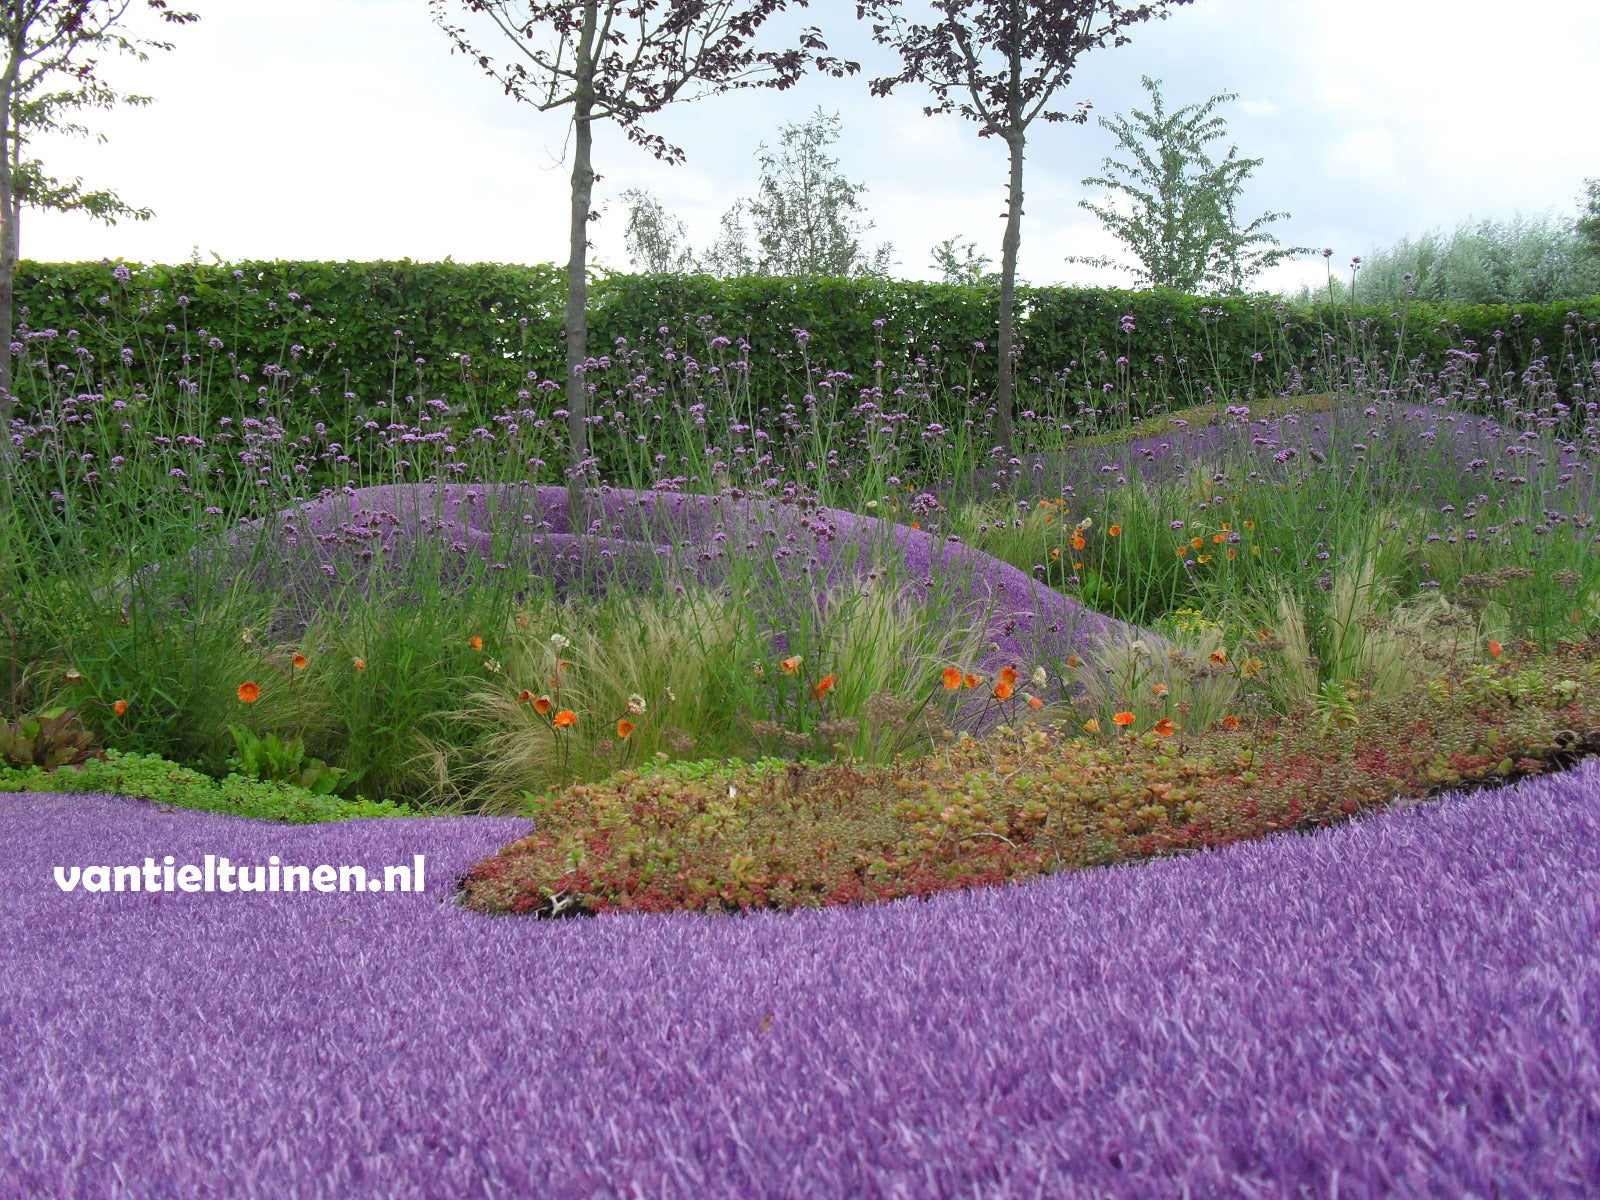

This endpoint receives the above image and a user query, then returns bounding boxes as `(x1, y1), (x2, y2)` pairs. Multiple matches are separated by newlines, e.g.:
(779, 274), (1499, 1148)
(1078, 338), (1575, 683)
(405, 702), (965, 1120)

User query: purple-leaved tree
(860, 0), (1195, 454)
(430, 0), (857, 520)
(0, 0), (198, 432)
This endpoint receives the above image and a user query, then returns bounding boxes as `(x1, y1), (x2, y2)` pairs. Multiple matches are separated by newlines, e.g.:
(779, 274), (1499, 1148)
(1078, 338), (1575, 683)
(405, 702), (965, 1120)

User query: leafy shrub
(0, 707), (105, 771)
(459, 641), (1600, 917)
(0, 750), (414, 823)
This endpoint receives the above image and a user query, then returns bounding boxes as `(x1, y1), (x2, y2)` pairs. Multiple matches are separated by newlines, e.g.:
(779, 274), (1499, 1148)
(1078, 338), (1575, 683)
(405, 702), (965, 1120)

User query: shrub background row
(13, 260), (1600, 426)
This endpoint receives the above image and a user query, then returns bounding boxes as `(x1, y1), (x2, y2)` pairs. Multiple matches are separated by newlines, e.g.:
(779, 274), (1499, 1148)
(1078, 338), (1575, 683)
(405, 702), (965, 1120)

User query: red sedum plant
(461, 641), (1600, 917)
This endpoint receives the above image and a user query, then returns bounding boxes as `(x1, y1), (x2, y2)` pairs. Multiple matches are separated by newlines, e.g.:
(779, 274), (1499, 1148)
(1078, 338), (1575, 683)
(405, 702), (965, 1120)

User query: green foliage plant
(226, 725), (347, 796)
(0, 749), (413, 823)
(0, 707), (104, 771)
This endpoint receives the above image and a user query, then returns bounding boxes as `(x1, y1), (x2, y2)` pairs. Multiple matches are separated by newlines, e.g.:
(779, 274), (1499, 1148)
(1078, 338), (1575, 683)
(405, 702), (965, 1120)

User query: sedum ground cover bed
(4, 767), (1600, 1198)
(464, 641), (1600, 916)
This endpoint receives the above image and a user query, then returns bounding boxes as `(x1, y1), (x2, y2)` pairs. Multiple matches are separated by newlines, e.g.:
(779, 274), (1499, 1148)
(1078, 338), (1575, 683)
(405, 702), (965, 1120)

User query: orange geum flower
(1050, 548), (1061, 560)
(1108, 525), (1121, 537)
(237, 681), (261, 703)
(1213, 533), (1226, 544)
(962, 673), (982, 690)
(1244, 520), (1255, 530)
(352, 657), (367, 672)
(616, 718), (635, 739)
(999, 666), (1018, 688)
(1083, 718), (1101, 734)
(942, 667), (962, 690)
(517, 689), (534, 704)
(993, 681), (1014, 700)
(469, 636), (484, 652)
(811, 674), (836, 700)
(1071, 533), (1086, 550)
(112, 699), (129, 717)
(1112, 711), (1136, 727)
(1152, 717), (1175, 738)
(1026, 695), (1044, 709)
(1220, 715), (1241, 731)
(779, 655), (802, 675)
(1151, 682), (1169, 696)
(292, 653), (308, 670)
(1066, 655), (1083, 669)
(1227, 548), (1237, 560)
(533, 696), (553, 715)
(553, 710), (577, 728)
(1488, 640), (1503, 659)
(1191, 536), (1204, 550)
(1221, 523), (1231, 532)
(1209, 649), (1228, 664)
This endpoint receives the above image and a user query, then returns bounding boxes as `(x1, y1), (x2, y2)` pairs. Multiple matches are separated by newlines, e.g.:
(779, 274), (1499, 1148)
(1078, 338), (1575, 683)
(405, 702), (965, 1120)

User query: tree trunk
(0, 73), (15, 441)
(562, 2), (599, 530)
(994, 130), (1025, 457)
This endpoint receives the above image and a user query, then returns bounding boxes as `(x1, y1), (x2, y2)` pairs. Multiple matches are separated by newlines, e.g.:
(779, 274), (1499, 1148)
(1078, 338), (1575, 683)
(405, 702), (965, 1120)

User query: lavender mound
(6, 765), (1600, 1197)
(956, 400), (1598, 508)
(221, 482), (1149, 669)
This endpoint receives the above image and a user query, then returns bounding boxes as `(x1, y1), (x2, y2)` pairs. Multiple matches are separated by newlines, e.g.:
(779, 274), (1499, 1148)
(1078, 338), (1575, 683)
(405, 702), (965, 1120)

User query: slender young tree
(432, 0), (855, 516)
(1068, 76), (1306, 294)
(744, 107), (892, 277)
(620, 186), (693, 272)
(861, 0), (1194, 452)
(0, 0), (197, 428)
(1579, 177), (1600, 260)
(929, 233), (995, 285)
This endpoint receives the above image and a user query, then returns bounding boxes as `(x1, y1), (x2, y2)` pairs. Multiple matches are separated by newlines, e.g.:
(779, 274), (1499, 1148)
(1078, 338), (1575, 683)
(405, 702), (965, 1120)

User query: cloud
(13, 0), (1599, 292)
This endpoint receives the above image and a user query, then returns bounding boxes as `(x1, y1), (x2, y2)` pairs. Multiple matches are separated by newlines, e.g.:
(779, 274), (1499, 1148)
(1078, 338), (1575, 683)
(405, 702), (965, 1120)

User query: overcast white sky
(19, 0), (1600, 295)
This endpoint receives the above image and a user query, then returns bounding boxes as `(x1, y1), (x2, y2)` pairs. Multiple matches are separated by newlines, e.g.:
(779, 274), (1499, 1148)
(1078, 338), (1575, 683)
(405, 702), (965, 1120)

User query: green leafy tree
(744, 107), (893, 277)
(1292, 211), (1600, 308)
(863, 0), (1196, 453)
(433, 0), (854, 517)
(628, 109), (893, 279)
(698, 198), (755, 276)
(619, 186), (693, 273)
(1067, 76), (1305, 294)
(0, 0), (198, 422)
(929, 234), (996, 285)
(1579, 177), (1600, 260)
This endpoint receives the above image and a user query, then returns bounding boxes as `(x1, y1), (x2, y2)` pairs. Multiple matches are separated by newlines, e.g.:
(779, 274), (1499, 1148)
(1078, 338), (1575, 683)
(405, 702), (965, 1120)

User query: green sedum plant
(0, 749), (413, 823)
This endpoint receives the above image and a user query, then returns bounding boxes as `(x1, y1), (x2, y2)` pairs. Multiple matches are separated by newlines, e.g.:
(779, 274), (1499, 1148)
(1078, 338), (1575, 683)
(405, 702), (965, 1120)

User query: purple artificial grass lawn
(4, 768), (1600, 1198)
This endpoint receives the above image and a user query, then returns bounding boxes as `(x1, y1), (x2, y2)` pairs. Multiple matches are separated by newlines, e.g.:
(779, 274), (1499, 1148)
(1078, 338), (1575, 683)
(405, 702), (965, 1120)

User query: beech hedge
(13, 260), (1599, 430)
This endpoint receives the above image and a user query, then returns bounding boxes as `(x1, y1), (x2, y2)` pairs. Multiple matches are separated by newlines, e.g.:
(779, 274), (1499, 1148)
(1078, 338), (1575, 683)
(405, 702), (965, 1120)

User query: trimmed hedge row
(13, 260), (1599, 427)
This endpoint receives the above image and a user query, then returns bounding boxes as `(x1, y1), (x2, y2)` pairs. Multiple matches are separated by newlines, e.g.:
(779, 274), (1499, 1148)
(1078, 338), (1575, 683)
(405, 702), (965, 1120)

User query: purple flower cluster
(5, 764), (1600, 1197)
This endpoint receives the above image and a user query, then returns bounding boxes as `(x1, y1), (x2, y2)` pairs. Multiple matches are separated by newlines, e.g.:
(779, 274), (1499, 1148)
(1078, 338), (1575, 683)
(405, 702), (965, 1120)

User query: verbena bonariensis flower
(4, 764), (1600, 1194)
